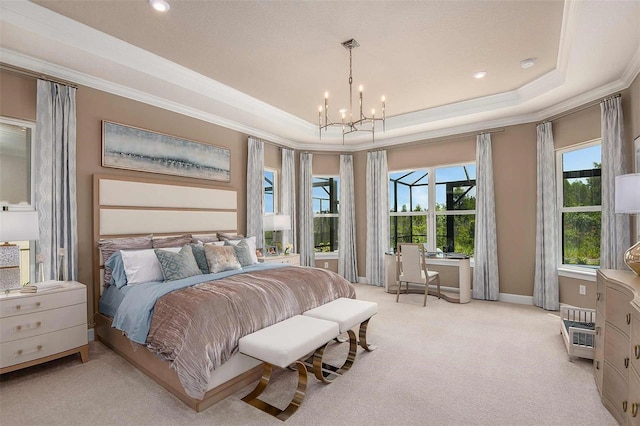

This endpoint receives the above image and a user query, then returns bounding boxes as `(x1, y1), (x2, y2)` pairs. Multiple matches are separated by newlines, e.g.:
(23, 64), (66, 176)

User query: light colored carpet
(0, 284), (614, 426)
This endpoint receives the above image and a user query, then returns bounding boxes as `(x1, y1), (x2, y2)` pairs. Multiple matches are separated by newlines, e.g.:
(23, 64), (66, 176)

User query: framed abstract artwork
(102, 121), (230, 182)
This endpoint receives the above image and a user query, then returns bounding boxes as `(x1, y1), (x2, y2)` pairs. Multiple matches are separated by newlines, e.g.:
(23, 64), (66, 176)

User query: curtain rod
(541, 93), (621, 124)
(367, 127), (506, 153)
(0, 63), (79, 89)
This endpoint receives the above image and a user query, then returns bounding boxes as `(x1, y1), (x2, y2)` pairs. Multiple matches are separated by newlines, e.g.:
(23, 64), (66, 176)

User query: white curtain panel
(246, 137), (265, 250)
(600, 96), (630, 269)
(338, 154), (358, 282)
(281, 148), (297, 252)
(35, 80), (78, 281)
(299, 152), (315, 266)
(366, 150), (389, 286)
(473, 133), (500, 300)
(533, 122), (559, 310)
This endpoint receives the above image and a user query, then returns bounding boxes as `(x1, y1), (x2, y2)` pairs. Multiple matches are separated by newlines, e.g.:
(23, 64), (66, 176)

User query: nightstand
(258, 253), (300, 266)
(0, 281), (88, 374)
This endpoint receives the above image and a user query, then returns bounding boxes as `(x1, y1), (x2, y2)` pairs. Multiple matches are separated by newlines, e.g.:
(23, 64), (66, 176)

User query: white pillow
(121, 247), (181, 285)
(225, 236), (258, 264)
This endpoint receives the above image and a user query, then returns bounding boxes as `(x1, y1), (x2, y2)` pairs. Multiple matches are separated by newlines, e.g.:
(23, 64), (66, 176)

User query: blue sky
(562, 144), (601, 172)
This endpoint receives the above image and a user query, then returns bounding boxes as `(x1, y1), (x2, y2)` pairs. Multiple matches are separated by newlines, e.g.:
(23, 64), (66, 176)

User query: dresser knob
(635, 344), (640, 359)
(596, 292), (601, 301)
(595, 360), (600, 370)
(627, 313), (632, 325)
(15, 325), (22, 331)
(15, 304), (20, 310)
(595, 327), (600, 336)
(624, 357), (630, 368)
(623, 401), (628, 412)
(632, 403), (639, 417)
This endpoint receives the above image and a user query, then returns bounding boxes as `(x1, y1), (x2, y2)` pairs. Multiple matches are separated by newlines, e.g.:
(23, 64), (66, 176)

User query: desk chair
(396, 243), (440, 307)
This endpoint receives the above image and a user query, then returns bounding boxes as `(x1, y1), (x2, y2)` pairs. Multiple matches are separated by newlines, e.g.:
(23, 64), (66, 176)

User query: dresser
(0, 281), (88, 374)
(595, 269), (640, 425)
(258, 253), (300, 266)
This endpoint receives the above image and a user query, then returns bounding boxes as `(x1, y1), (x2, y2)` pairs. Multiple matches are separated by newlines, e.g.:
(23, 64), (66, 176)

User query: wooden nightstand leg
(79, 345), (89, 363)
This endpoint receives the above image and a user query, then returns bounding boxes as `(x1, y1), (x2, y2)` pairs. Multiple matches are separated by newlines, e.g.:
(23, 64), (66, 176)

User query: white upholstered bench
(303, 298), (378, 382)
(238, 315), (339, 421)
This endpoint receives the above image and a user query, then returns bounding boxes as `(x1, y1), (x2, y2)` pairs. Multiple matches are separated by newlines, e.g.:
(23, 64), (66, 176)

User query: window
(389, 163), (476, 256)
(263, 168), (277, 246)
(313, 177), (339, 253)
(557, 141), (601, 268)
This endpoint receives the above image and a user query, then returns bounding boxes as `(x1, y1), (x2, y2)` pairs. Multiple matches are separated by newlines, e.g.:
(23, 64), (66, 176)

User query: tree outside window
(313, 177), (339, 252)
(389, 164), (475, 256)
(557, 142), (601, 267)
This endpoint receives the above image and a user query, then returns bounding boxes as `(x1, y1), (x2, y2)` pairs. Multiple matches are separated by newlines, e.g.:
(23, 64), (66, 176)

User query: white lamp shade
(615, 173), (640, 214)
(0, 210), (40, 242)
(263, 214), (291, 231)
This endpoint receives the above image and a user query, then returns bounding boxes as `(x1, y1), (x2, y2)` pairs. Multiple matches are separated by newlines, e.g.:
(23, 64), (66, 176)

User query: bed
(92, 175), (355, 411)
(559, 306), (596, 361)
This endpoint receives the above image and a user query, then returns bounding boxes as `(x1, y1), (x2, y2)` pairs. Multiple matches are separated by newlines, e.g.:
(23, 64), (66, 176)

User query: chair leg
(423, 285), (428, 307)
(396, 281), (401, 302)
(436, 276), (441, 299)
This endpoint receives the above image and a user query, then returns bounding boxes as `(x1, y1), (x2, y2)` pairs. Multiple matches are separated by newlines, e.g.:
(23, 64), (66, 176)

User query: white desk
(384, 253), (471, 304)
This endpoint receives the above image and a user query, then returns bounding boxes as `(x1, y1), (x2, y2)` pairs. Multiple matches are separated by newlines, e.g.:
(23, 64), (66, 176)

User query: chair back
(397, 243), (425, 283)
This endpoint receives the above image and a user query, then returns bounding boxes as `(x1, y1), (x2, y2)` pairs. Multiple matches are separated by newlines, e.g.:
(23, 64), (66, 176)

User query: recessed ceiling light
(149, 0), (170, 12)
(473, 71), (487, 79)
(520, 58), (536, 69)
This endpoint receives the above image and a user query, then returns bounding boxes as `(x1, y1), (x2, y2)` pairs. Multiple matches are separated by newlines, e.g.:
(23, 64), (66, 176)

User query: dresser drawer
(606, 285), (633, 335)
(0, 324), (87, 369)
(0, 303), (86, 343)
(632, 312), (640, 376)
(603, 361), (630, 425)
(605, 325), (632, 378)
(0, 287), (86, 319)
(630, 368), (640, 426)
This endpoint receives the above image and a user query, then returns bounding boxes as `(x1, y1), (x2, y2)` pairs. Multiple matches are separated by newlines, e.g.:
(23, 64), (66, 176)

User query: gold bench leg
(241, 361), (308, 421)
(359, 318), (377, 352)
(312, 330), (358, 383)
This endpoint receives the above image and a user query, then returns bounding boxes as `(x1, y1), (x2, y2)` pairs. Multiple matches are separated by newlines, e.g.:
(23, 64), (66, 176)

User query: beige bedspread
(146, 266), (356, 399)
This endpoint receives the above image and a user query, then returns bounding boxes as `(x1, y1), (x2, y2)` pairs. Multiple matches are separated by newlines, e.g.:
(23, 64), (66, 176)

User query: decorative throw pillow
(204, 245), (242, 274)
(225, 239), (253, 267)
(192, 234), (219, 244)
(224, 236), (259, 264)
(189, 244), (210, 274)
(155, 245), (202, 282)
(152, 234), (193, 248)
(216, 232), (244, 241)
(98, 234), (153, 286)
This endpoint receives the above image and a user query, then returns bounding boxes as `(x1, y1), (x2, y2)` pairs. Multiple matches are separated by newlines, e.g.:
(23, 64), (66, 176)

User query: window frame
(312, 175), (340, 255)
(555, 138), (602, 273)
(389, 161), (476, 255)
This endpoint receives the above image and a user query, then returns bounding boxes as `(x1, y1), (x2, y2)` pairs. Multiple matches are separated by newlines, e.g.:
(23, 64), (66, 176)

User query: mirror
(635, 135), (640, 242)
(0, 118), (33, 205)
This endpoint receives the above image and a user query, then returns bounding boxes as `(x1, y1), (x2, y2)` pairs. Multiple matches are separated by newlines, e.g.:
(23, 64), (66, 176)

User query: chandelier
(318, 39), (386, 143)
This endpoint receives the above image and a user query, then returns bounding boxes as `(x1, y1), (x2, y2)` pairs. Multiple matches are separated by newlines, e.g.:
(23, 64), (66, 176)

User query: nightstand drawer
(259, 254), (300, 266)
(0, 303), (86, 343)
(0, 324), (87, 369)
(0, 287), (86, 319)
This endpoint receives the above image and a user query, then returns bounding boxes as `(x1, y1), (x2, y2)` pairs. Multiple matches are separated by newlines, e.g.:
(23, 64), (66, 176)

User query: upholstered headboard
(92, 174), (238, 314)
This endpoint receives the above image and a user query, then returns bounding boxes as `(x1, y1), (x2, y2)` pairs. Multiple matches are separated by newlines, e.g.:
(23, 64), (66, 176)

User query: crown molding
(1, 0), (638, 152)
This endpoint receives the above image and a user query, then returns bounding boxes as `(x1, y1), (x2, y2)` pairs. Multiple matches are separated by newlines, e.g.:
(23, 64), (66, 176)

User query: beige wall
(1, 68), (638, 321)
(0, 70), (250, 321)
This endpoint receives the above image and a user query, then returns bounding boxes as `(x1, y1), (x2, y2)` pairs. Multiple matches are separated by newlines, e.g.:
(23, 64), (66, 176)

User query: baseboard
(498, 292), (534, 305)
(358, 276), (369, 284)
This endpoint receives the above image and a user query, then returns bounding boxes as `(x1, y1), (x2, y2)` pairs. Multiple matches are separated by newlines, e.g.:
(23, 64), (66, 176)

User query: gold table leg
(241, 361), (309, 421)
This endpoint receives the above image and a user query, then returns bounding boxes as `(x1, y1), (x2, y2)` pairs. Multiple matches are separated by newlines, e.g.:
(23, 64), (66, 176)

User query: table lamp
(263, 214), (291, 254)
(615, 173), (640, 275)
(0, 207), (40, 290)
